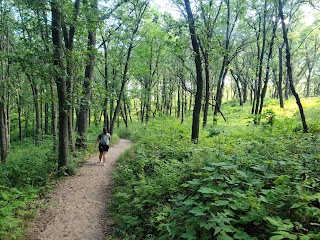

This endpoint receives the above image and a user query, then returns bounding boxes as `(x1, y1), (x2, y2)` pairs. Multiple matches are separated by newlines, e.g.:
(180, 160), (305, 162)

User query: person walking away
(95, 127), (111, 166)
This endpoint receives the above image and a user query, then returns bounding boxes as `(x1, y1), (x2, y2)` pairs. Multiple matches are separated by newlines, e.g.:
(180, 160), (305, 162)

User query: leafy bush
(0, 186), (38, 240)
(111, 99), (320, 240)
(0, 135), (92, 240)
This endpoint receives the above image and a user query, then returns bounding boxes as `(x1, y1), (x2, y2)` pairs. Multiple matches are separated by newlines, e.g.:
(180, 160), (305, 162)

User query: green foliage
(1, 148), (56, 188)
(0, 186), (38, 240)
(0, 140), (58, 240)
(261, 109), (276, 126)
(0, 122), (115, 239)
(111, 99), (320, 239)
(0, 135), (89, 240)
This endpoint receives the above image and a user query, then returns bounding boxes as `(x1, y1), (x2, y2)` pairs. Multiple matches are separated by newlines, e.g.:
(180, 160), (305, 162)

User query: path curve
(26, 139), (132, 240)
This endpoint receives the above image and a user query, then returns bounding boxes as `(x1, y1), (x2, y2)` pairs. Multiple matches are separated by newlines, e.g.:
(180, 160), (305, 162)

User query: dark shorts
(99, 144), (109, 152)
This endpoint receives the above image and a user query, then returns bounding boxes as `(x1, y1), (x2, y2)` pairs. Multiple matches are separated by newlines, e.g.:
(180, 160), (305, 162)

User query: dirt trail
(26, 139), (132, 240)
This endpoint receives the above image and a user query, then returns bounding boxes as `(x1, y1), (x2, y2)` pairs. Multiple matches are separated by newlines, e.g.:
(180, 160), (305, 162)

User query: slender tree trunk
(259, 17), (277, 114)
(278, 45), (284, 108)
(109, 67), (116, 130)
(76, 0), (97, 147)
(146, 86), (151, 123)
(230, 69), (243, 106)
(26, 74), (41, 145)
(254, 0), (267, 116)
(279, 0), (308, 133)
(17, 97), (22, 142)
(63, 0), (81, 152)
(102, 36), (110, 129)
(44, 102), (49, 134)
(181, 87), (185, 124)
(202, 50), (210, 127)
(285, 75), (289, 100)
(305, 65), (312, 97)
(184, 0), (203, 143)
(51, 1), (69, 171)
(0, 100), (8, 163)
(110, 0), (148, 133)
(177, 82), (181, 118)
(110, 44), (132, 134)
(214, 0), (231, 119)
(50, 81), (58, 151)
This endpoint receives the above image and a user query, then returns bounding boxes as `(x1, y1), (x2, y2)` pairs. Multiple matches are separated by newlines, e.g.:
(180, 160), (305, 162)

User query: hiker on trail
(95, 127), (111, 166)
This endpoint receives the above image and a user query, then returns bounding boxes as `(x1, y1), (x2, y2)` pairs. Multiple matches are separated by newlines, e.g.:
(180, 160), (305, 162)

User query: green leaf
(251, 165), (267, 172)
(233, 230), (254, 239)
(189, 206), (207, 216)
(269, 235), (285, 240)
(299, 236), (310, 240)
(259, 195), (269, 203)
(265, 217), (283, 227)
(265, 217), (294, 231)
(181, 230), (197, 240)
(200, 221), (216, 230)
(213, 226), (222, 235)
(1, 193), (9, 201)
(198, 187), (217, 194)
(213, 200), (229, 206)
(183, 199), (196, 206)
(290, 203), (303, 209)
(217, 231), (234, 240)
(202, 166), (216, 172)
(210, 162), (230, 167)
(187, 179), (202, 185)
(273, 231), (297, 240)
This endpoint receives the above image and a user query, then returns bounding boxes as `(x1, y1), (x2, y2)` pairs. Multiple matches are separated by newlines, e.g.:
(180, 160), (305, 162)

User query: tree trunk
(0, 99), (8, 164)
(259, 17), (277, 114)
(202, 50), (210, 127)
(44, 102), (49, 134)
(305, 65), (312, 97)
(214, 0), (231, 119)
(110, 43), (132, 134)
(254, 0), (267, 115)
(26, 73), (41, 145)
(76, 0), (97, 147)
(110, 1), (148, 134)
(230, 69), (243, 106)
(184, 0), (203, 143)
(181, 87), (185, 124)
(17, 96), (22, 143)
(279, 0), (308, 133)
(278, 45), (284, 108)
(51, 1), (69, 171)
(102, 36), (110, 129)
(50, 81), (58, 151)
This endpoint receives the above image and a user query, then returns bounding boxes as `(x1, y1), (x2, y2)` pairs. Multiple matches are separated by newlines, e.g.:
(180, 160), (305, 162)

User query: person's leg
(102, 151), (107, 166)
(98, 144), (103, 162)
(101, 145), (110, 166)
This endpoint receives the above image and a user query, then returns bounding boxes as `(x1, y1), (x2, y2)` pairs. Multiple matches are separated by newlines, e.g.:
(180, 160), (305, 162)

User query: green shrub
(110, 98), (320, 239)
(0, 186), (39, 240)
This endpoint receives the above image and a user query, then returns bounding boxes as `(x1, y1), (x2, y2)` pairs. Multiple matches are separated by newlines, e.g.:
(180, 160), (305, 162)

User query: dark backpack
(100, 134), (109, 145)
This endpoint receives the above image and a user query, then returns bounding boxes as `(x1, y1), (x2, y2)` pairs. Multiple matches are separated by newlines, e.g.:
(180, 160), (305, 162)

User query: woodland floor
(25, 139), (132, 240)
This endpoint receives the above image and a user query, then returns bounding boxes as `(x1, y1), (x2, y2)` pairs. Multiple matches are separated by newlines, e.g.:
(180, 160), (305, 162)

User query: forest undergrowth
(0, 98), (319, 240)
(0, 126), (113, 240)
(111, 98), (320, 240)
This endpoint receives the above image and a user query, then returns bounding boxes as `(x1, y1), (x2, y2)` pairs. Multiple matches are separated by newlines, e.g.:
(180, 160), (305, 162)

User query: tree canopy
(0, 0), (319, 164)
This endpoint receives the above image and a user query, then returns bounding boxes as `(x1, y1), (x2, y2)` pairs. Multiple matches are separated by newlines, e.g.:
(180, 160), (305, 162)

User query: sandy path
(26, 139), (132, 240)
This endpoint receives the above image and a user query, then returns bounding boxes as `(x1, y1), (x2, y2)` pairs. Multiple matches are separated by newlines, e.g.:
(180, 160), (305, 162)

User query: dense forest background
(0, 0), (319, 239)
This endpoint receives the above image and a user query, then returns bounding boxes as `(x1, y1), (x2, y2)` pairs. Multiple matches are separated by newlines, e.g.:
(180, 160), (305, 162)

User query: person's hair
(103, 127), (108, 134)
